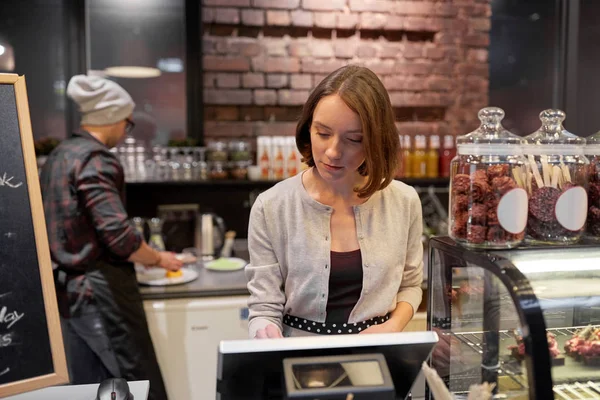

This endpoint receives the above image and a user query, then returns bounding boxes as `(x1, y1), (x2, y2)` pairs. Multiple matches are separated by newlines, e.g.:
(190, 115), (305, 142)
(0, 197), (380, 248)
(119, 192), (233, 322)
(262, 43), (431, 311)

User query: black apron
(58, 260), (168, 400)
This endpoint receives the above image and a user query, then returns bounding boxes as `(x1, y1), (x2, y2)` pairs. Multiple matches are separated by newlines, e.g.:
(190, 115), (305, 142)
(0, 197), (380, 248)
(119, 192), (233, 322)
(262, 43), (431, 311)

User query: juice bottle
(402, 135), (413, 178)
(412, 135), (427, 178)
(426, 135), (440, 178)
(440, 134), (456, 178)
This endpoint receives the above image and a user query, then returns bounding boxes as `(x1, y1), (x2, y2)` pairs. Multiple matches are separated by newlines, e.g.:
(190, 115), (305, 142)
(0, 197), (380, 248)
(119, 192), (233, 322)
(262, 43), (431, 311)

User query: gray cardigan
(246, 171), (424, 338)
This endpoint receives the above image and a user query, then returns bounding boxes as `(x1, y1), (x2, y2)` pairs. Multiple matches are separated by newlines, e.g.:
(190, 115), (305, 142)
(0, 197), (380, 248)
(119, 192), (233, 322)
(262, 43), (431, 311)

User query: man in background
(40, 75), (182, 400)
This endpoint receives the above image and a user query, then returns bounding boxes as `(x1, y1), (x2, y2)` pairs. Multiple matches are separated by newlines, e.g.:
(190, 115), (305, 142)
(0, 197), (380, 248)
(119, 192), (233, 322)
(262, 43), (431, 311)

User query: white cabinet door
(144, 296), (249, 400)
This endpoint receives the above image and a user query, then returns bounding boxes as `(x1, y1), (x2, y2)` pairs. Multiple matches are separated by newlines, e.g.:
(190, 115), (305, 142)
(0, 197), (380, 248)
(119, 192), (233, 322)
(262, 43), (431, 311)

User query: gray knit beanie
(67, 75), (135, 126)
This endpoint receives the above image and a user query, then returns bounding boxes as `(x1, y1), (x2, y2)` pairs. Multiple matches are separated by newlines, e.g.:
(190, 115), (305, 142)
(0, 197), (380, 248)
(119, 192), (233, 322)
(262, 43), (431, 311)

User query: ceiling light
(104, 66), (161, 79)
(0, 45), (5, 56)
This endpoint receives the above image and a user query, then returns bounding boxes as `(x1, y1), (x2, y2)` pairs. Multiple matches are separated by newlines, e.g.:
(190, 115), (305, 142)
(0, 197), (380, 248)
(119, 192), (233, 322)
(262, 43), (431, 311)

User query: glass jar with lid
(207, 140), (228, 162)
(449, 107), (529, 249)
(523, 109), (589, 245)
(228, 140), (252, 162)
(585, 130), (600, 241)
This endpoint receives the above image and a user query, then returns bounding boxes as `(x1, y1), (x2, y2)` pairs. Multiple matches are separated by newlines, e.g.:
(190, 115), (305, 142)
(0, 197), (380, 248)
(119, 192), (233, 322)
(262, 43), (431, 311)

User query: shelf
(125, 177), (450, 187)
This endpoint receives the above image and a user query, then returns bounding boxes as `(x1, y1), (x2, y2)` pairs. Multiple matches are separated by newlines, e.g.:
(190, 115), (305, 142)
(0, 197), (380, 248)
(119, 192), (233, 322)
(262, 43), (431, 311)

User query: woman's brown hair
(296, 65), (399, 198)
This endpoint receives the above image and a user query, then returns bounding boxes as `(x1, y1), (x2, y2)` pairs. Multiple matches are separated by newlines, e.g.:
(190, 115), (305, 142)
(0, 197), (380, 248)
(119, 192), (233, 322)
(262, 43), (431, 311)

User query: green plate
(204, 257), (247, 272)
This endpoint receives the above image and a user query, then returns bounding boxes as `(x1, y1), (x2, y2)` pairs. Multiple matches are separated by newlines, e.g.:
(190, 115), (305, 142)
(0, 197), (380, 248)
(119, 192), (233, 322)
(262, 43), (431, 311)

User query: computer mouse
(96, 377), (133, 400)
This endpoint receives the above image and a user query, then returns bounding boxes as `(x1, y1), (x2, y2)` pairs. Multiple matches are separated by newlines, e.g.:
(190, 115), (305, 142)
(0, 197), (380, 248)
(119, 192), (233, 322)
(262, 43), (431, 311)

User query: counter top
(139, 264), (249, 300)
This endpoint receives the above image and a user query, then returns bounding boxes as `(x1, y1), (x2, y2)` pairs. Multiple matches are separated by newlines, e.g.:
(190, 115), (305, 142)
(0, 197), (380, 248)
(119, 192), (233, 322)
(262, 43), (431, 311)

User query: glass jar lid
(585, 128), (600, 153)
(525, 109), (585, 154)
(456, 107), (524, 155)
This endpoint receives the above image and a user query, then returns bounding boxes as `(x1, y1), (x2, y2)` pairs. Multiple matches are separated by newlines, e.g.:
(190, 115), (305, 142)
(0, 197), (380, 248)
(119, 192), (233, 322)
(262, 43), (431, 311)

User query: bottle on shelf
(402, 135), (414, 178)
(257, 136), (272, 180)
(426, 135), (440, 178)
(272, 137), (285, 180)
(440, 134), (456, 178)
(285, 137), (298, 178)
(412, 135), (427, 178)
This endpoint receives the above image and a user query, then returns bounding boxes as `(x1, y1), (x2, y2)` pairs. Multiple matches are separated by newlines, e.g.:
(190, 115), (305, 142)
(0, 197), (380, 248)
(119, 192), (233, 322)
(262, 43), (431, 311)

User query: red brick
(444, 47), (464, 62)
(403, 43), (423, 60)
(386, 15), (404, 30)
(426, 17), (444, 32)
(204, 0), (250, 6)
(204, 89), (253, 105)
(290, 74), (312, 89)
(349, 0), (393, 13)
(278, 90), (310, 105)
(254, 121), (297, 136)
(396, 122), (441, 136)
(334, 40), (358, 59)
(254, 89), (278, 105)
(431, 62), (453, 75)
(204, 56), (251, 72)
(394, 1), (435, 16)
(204, 106), (240, 121)
(302, 0), (345, 11)
(241, 9), (265, 26)
(288, 42), (311, 57)
(467, 49), (488, 63)
(239, 106), (265, 121)
(301, 59), (345, 73)
(313, 74), (328, 84)
(424, 46), (445, 60)
(253, 0), (300, 9)
(464, 77), (489, 93)
(462, 4), (491, 17)
(216, 39), (263, 57)
(242, 73), (265, 88)
(252, 56), (301, 73)
(314, 12), (336, 28)
(356, 43), (378, 58)
(360, 13), (387, 30)
(216, 73), (241, 88)
(214, 7), (240, 24)
(265, 39), (288, 56)
(427, 76), (453, 92)
(267, 74), (288, 88)
(403, 16), (430, 31)
(380, 44), (402, 59)
(388, 92), (451, 107)
(336, 13), (359, 29)
(204, 122), (254, 138)
(267, 10), (291, 26)
(311, 40), (334, 58)
(264, 106), (303, 121)
(470, 17), (491, 32)
(455, 63), (489, 78)
(203, 38), (217, 54)
(203, 7), (216, 23)
(384, 76), (426, 91)
(434, 33), (459, 45)
(364, 60), (394, 75)
(435, 3), (458, 17)
(204, 73), (217, 88)
(291, 10), (313, 27)
(394, 62), (432, 75)
(464, 33), (490, 47)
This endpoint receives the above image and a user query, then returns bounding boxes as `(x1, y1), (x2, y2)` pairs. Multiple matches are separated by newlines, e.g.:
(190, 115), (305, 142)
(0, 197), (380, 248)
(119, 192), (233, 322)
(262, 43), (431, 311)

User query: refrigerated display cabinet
(427, 236), (600, 399)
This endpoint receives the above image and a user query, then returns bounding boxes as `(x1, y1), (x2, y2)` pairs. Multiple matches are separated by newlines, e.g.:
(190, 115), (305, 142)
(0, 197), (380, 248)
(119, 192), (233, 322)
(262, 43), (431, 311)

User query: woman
(246, 65), (423, 339)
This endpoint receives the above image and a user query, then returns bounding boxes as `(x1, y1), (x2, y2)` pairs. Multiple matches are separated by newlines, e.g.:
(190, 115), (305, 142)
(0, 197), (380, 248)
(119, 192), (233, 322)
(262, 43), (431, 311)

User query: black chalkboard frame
(0, 74), (68, 396)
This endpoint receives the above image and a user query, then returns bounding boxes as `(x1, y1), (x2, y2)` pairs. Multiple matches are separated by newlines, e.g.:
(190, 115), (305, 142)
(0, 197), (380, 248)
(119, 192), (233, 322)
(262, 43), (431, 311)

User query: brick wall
(202, 0), (491, 142)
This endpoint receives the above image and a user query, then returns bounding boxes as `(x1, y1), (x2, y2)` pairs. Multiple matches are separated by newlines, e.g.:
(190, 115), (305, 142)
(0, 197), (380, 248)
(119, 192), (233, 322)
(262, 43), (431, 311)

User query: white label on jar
(555, 186), (588, 231)
(498, 188), (528, 234)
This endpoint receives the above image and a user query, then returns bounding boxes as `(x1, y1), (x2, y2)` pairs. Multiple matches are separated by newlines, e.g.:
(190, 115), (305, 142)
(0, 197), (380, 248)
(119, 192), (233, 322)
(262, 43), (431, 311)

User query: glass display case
(427, 236), (600, 399)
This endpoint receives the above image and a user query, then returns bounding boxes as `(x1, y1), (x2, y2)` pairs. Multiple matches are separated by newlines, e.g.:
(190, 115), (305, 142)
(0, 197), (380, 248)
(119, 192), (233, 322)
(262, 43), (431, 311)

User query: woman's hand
(157, 251), (183, 271)
(359, 319), (401, 334)
(254, 324), (283, 339)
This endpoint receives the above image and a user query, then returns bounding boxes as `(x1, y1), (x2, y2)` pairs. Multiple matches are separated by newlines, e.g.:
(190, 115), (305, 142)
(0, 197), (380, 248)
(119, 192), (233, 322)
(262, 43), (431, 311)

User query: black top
(326, 249), (363, 323)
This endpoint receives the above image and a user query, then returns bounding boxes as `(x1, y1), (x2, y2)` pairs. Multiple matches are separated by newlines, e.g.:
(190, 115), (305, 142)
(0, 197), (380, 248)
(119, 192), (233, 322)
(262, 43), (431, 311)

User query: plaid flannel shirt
(40, 130), (142, 270)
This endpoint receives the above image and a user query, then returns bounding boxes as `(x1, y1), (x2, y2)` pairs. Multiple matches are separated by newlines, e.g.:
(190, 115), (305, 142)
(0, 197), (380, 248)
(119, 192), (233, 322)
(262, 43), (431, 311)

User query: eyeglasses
(125, 118), (136, 134)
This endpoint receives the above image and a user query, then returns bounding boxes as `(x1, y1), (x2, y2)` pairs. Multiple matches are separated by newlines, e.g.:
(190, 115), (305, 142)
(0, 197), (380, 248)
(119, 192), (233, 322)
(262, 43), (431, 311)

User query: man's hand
(157, 251), (183, 271)
(255, 324), (283, 339)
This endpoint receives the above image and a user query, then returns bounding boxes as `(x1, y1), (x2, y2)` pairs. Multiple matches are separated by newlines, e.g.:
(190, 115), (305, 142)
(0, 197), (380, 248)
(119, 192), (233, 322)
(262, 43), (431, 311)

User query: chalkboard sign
(0, 74), (68, 396)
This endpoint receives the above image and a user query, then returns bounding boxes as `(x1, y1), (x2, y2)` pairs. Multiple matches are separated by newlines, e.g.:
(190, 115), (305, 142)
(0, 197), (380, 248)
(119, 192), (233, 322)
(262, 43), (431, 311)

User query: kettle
(195, 212), (226, 260)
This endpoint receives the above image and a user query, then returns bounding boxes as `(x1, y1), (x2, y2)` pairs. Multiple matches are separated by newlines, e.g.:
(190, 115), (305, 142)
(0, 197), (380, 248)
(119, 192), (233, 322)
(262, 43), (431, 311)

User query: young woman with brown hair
(246, 65), (424, 339)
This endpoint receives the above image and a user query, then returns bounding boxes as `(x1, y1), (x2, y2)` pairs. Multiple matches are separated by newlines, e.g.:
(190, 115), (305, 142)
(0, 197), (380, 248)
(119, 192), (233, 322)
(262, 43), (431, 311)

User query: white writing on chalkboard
(0, 333), (11, 347)
(0, 172), (22, 188)
(0, 306), (24, 330)
(0, 367), (9, 377)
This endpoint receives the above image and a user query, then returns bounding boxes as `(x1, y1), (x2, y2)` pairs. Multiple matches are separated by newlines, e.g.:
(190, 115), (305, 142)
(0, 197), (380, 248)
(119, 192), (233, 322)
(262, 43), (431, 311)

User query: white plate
(137, 267), (199, 286)
(204, 257), (247, 272)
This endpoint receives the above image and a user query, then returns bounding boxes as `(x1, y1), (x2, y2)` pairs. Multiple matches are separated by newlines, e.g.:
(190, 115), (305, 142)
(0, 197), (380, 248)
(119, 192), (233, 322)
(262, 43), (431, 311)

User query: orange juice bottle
(412, 135), (427, 178)
(273, 137), (285, 180)
(426, 135), (440, 178)
(286, 137), (298, 177)
(257, 136), (271, 180)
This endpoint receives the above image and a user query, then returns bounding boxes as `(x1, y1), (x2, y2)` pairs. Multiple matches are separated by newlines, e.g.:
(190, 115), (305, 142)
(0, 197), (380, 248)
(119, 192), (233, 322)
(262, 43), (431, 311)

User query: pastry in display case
(585, 130), (600, 241)
(427, 236), (600, 399)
